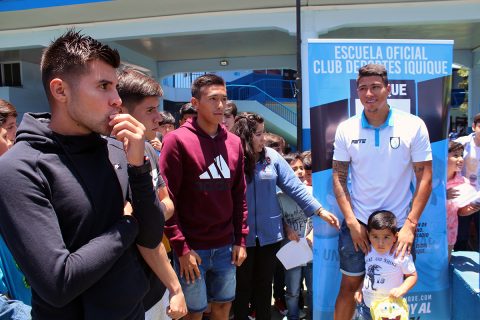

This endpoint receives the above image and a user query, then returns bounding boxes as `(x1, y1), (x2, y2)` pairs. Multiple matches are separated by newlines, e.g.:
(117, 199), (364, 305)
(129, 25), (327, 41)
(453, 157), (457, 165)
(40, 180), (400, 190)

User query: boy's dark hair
(117, 68), (163, 112)
(264, 132), (286, 155)
(300, 150), (312, 170)
(283, 152), (303, 165)
(448, 140), (464, 154)
(191, 74), (225, 99)
(41, 29), (120, 100)
(179, 103), (197, 118)
(0, 99), (17, 125)
(159, 111), (175, 125)
(357, 64), (388, 87)
(473, 113), (480, 126)
(225, 100), (238, 117)
(367, 210), (397, 234)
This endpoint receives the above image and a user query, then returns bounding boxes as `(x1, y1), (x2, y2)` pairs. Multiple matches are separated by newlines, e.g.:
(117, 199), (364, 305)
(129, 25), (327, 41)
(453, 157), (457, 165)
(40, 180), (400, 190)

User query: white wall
(0, 61), (49, 122)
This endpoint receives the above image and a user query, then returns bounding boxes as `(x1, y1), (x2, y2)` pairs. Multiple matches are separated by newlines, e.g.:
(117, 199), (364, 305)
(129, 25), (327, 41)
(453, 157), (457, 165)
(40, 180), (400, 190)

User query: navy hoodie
(0, 113), (164, 319)
(160, 118), (248, 256)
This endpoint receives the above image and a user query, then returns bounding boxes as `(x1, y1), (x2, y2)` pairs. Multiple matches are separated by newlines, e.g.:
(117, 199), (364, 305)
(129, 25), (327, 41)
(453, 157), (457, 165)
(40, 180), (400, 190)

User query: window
(0, 62), (21, 87)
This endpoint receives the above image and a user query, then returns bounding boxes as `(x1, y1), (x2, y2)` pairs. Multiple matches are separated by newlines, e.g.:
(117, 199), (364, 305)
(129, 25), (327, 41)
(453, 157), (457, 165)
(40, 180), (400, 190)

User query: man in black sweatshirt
(0, 30), (165, 319)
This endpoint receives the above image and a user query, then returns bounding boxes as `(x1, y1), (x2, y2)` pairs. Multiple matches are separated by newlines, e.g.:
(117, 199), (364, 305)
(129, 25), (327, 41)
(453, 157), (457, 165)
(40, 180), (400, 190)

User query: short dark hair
(473, 113), (480, 126)
(41, 29), (120, 100)
(300, 150), (312, 170)
(357, 64), (388, 87)
(264, 132), (285, 154)
(179, 102), (197, 118)
(283, 152), (303, 165)
(225, 100), (238, 117)
(191, 74), (225, 99)
(117, 68), (163, 113)
(448, 140), (464, 154)
(0, 99), (17, 126)
(159, 111), (175, 125)
(367, 210), (397, 234)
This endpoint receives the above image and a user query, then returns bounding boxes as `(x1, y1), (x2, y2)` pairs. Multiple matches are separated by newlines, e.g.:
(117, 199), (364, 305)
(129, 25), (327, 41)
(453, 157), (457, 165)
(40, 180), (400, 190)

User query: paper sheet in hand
(276, 238), (312, 270)
(451, 182), (480, 207)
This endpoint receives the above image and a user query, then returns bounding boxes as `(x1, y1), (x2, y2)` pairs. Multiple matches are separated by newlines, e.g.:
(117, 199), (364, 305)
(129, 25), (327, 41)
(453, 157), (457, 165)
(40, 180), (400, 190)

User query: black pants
(233, 240), (281, 320)
(454, 211), (479, 251)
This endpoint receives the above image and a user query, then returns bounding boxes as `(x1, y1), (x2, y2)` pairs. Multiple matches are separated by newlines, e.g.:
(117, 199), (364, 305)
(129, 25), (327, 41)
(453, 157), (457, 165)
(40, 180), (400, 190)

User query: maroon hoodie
(159, 118), (248, 256)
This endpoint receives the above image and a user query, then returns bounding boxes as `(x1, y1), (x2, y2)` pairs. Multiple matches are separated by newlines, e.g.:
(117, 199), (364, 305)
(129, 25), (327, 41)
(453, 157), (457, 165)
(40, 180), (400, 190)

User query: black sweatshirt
(0, 113), (164, 319)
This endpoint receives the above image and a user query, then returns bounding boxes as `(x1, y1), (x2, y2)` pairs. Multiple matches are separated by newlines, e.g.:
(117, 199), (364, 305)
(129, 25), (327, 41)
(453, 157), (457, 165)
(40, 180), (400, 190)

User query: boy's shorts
(173, 245), (236, 313)
(339, 220), (416, 276)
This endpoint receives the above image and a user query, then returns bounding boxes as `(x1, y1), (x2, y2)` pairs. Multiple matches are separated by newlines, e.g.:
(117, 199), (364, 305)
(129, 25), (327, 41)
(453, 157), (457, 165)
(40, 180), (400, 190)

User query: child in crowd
(300, 151), (312, 187)
(355, 210), (417, 320)
(264, 132), (286, 155)
(446, 141), (479, 260)
(222, 100), (237, 132)
(0, 102), (32, 318)
(278, 152), (314, 320)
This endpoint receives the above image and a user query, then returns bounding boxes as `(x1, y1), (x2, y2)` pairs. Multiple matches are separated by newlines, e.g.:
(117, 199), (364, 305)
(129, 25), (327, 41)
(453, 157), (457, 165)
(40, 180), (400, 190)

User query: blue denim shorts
(173, 245), (236, 313)
(339, 220), (416, 276)
(339, 220), (367, 276)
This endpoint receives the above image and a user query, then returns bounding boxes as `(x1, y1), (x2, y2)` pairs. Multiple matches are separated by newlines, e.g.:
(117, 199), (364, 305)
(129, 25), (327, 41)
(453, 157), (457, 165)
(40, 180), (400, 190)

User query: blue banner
(307, 39), (453, 320)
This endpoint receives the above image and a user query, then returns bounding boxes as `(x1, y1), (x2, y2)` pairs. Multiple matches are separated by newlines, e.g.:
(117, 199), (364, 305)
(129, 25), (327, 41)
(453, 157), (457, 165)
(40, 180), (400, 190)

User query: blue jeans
(0, 295), (31, 320)
(173, 245), (236, 313)
(284, 263), (312, 320)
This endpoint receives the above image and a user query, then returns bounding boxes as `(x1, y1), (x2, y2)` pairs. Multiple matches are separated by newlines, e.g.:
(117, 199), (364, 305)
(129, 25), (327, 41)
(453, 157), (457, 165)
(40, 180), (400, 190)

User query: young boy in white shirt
(355, 210), (417, 319)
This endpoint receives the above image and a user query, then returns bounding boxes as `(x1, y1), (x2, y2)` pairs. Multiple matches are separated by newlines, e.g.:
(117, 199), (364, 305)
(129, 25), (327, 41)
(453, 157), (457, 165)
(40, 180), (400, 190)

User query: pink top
(446, 173), (469, 245)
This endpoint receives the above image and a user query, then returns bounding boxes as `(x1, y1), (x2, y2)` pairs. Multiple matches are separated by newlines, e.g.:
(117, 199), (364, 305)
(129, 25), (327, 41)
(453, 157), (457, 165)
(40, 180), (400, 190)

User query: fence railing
(227, 84), (296, 125)
(248, 78), (297, 99)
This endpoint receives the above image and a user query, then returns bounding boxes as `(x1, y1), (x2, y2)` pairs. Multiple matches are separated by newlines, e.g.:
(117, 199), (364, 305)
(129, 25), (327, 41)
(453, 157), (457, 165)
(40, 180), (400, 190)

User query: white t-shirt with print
(362, 248), (416, 307)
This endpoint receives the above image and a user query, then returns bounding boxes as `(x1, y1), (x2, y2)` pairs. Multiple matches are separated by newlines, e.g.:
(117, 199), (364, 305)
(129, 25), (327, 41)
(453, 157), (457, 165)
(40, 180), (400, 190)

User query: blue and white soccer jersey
(333, 108), (432, 226)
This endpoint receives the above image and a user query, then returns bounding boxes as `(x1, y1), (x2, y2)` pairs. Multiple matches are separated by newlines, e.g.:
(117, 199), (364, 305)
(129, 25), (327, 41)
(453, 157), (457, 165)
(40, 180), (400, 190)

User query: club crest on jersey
(390, 137), (400, 149)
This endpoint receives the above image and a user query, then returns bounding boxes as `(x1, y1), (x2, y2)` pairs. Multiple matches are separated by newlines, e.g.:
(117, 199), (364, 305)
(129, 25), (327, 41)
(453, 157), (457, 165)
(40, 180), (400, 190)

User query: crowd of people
(0, 30), (473, 320)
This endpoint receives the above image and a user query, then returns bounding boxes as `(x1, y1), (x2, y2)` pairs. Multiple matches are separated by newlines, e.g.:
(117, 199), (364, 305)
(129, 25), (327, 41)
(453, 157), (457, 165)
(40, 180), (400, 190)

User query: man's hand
(109, 114), (146, 166)
(178, 250), (202, 284)
(394, 221), (416, 258)
(166, 290), (187, 319)
(231, 245), (247, 267)
(347, 220), (369, 254)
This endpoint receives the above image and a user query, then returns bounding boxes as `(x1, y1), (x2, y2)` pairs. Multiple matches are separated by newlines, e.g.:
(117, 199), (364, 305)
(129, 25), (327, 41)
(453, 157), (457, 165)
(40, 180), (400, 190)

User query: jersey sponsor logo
(390, 137), (400, 149)
(199, 155), (231, 179)
(351, 139), (366, 144)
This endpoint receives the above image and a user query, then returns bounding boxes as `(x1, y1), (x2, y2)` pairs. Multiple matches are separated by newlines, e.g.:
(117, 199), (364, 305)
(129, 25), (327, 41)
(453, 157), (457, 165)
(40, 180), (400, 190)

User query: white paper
(276, 238), (313, 270)
(451, 182), (480, 207)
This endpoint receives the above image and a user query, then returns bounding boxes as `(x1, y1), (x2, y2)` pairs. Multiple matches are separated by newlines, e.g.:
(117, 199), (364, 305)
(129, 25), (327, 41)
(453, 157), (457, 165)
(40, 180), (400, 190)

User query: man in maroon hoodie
(160, 74), (248, 320)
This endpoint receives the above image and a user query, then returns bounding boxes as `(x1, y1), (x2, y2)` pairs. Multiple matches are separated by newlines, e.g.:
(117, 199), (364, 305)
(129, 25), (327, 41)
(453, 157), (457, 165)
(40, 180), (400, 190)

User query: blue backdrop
(307, 39), (453, 320)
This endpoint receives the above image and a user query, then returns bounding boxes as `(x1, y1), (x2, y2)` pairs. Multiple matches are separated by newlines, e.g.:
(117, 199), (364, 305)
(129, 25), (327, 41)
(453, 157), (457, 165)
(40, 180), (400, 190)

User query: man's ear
(386, 83), (392, 95)
(49, 78), (68, 103)
(190, 97), (198, 110)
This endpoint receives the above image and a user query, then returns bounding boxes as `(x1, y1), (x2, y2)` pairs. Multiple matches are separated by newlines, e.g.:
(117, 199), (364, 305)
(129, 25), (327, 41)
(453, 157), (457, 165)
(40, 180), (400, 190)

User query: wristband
(406, 216), (418, 228)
